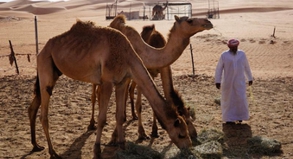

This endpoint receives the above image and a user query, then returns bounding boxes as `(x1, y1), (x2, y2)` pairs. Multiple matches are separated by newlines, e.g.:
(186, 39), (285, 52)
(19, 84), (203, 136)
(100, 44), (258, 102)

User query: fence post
(35, 16), (39, 55)
(272, 26), (276, 38)
(9, 40), (19, 74)
(190, 44), (195, 77)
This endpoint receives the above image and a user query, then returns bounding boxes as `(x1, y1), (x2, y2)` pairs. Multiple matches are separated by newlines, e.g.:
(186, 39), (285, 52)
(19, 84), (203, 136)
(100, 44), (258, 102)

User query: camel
(152, 1), (168, 20)
(28, 20), (192, 159)
(109, 15), (213, 69)
(128, 24), (172, 139)
(107, 15), (213, 140)
(127, 24), (199, 140)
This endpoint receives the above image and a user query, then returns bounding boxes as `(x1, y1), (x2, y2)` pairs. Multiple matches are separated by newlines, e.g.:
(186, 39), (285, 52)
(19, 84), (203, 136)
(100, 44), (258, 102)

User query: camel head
(166, 116), (192, 149)
(172, 15), (213, 37)
(155, 105), (192, 149)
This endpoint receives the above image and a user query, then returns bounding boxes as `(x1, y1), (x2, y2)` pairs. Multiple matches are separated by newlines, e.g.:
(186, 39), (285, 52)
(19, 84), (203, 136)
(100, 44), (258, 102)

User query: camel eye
(178, 134), (186, 139)
(187, 19), (193, 24)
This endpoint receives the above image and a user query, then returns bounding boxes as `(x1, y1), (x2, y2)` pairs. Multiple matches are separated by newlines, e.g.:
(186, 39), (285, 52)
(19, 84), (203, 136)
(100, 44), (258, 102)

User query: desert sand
(0, 0), (292, 158)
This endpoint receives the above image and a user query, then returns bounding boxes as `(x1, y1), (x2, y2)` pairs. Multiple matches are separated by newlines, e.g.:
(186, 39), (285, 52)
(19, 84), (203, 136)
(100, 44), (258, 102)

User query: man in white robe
(215, 39), (253, 124)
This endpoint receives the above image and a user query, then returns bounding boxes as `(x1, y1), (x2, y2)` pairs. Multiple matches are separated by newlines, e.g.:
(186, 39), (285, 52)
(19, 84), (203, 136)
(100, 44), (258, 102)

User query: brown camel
(28, 20), (192, 159)
(108, 15), (213, 140)
(89, 14), (212, 140)
(128, 24), (170, 139)
(109, 15), (213, 69)
(152, 1), (168, 20)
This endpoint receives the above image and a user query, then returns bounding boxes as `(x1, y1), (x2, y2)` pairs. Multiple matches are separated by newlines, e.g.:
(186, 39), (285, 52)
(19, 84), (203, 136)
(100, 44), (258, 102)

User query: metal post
(35, 16), (39, 55)
(190, 44), (195, 76)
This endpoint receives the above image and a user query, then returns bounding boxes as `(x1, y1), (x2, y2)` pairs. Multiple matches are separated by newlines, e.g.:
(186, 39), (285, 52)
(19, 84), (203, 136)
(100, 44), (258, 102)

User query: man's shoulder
(221, 50), (230, 55)
(237, 50), (246, 56)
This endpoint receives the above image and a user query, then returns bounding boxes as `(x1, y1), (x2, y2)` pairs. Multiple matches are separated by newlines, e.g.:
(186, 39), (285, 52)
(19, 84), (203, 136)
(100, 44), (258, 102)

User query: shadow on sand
(222, 123), (252, 146)
(222, 123), (252, 157)
(60, 130), (94, 159)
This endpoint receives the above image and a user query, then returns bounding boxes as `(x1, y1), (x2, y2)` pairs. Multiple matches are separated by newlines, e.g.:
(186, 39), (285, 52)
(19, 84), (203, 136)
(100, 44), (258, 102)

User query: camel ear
(174, 118), (181, 127)
(174, 15), (180, 22)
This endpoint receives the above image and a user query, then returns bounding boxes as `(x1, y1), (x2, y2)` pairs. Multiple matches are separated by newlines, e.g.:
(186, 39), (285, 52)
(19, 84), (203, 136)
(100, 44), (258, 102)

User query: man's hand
(249, 81), (253, 86)
(216, 83), (221, 89)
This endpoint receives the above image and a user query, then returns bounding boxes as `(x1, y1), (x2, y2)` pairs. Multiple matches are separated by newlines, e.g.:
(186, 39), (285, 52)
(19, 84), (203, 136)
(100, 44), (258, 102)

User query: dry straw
(247, 136), (282, 155)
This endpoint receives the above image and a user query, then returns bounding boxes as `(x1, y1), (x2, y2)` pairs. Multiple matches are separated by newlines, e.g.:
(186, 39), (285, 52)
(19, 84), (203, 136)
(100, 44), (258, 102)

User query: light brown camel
(128, 24), (170, 139)
(109, 15), (213, 69)
(152, 1), (168, 20)
(28, 20), (191, 159)
(108, 15), (213, 140)
(88, 15), (213, 140)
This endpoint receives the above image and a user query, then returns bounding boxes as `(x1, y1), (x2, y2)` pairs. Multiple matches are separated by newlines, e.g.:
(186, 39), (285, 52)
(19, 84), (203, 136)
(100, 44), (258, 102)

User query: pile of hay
(117, 129), (226, 158)
(171, 128), (224, 159)
(197, 128), (224, 144)
(168, 148), (201, 159)
(247, 136), (282, 155)
(116, 142), (162, 159)
(193, 141), (223, 159)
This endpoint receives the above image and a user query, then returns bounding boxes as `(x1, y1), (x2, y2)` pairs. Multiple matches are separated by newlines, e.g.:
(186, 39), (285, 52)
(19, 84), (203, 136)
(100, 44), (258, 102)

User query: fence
(105, 2), (192, 21)
(0, 16), (39, 76)
(1, 16), (197, 77)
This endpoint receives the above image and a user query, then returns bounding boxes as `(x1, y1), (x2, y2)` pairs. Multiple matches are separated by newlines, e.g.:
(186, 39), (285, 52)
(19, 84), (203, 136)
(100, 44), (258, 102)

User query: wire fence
(0, 40), (37, 76)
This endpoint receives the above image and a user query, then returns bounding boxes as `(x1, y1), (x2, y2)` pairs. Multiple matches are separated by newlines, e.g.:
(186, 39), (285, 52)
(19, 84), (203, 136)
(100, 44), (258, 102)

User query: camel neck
(128, 55), (170, 121)
(125, 27), (190, 69)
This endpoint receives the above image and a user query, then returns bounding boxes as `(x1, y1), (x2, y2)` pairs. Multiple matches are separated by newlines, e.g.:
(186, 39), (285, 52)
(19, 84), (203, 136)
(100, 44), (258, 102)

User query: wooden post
(35, 16), (39, 54)
(190, 44), (195, 77)
(9, 40), (19, 74)
(272, 26), (276, 38)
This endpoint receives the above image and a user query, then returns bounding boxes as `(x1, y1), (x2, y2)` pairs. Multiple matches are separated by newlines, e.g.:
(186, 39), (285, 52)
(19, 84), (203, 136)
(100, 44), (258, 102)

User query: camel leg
(113, 80), (129, 149)
(94, 82), (113, 159)
(136, 87), (149, 140)
(128, 80), (138, 120)
(150, 111), (159, 138)
(38, 67), (61, 158)
(88, 84), (97, 130)
(123, 80), (131, 122)
(28, 80), (44, 152)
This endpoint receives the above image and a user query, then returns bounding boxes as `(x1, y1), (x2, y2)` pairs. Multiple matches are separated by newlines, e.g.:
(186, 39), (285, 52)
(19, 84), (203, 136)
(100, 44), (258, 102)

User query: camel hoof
(50, 151), (62, 159)
(132, 115), (138, 120)
(150, 132), (159, 138)
(138, 135), (150, 141)
(87, 124), (97, 131)
(31, 144), (44, 152)
(94, 143), (102, 159)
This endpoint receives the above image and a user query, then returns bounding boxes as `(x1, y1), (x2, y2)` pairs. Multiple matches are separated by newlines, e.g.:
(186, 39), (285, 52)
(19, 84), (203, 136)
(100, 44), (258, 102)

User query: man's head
(227, 39), (239, 54)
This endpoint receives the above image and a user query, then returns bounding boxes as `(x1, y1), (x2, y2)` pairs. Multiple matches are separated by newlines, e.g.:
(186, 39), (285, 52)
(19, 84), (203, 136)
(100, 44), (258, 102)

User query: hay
(197, 128), (224, 144)
(193, 141), (223, 159)
(169, 148), (202, 159)
(116, 142), (162, 159)
(247, 136), (282, 154)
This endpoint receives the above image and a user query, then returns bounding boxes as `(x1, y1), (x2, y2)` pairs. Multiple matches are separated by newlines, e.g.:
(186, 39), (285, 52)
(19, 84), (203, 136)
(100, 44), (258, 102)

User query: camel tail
(33, 73), (41, 97)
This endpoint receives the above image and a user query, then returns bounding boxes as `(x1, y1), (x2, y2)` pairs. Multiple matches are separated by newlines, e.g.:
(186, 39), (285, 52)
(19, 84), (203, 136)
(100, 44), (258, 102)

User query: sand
(0, 0), (292, 158)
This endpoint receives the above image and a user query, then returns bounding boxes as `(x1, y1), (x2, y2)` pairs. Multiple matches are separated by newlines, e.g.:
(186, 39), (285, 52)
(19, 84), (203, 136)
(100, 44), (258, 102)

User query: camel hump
(142, 24), (155, 32)
(110, 15), (126, 26)
(70, 20), (96, 33)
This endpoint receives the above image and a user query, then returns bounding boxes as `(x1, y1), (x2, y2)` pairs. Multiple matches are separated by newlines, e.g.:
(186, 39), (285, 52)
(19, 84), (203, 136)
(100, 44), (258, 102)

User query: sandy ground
(0, 0), (293, 158)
